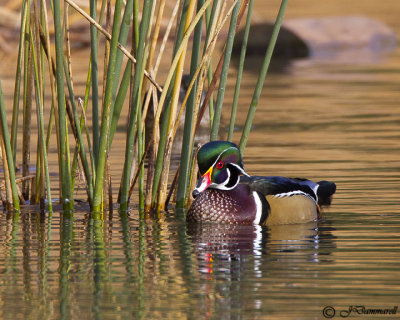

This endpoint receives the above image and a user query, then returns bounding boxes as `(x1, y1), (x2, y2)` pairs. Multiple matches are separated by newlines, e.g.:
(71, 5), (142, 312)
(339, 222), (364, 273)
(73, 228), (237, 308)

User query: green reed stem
(210, 0), (241, 141)
(30, 32), (53, 212)
(71, 69), (96, 193)
(89, 0), (100, 167)
(110, 0), (134, 132)
(33, 137), (42, 204)
(132, 0), (139, 50)
(157, 0), (197, 209)
(63, 58), (93, 202)
(11, 0), (28, 166)
(0, 80), (20, 210)
(63, 2), (74, 204)
(108, 0), (137, 147)
(93, 0), (124, 212)
(228, 0), (254, 141)
(22, 32), (32, 201)
(137, 1), (154, 211)
(150, 93), (171, 207)
(109, 61), (131, 145)
(151, 0), (213, 208)
(53, 0), (73, 210)
(150, 0), (191, 207)
(137, 102), (145, 211)
(119, 0), (153, 210)
(175, 0), (204, 208)
(39, 0), (56, 152)
(33, 5), (44, 204)
(107, 0), (134, 146)
(203, 0), (219, 127)
(239, 0), (288, 154)
(71, 71), (89, 190)
(82, 0), (106, 175)
(173, 0), (190, 57)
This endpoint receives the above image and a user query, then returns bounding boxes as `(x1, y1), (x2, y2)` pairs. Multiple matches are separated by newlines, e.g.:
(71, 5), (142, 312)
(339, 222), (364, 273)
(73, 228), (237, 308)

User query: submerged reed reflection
(59, 217), (73, 320)
(4, 211), (20, 276)
(91, 217), (106, 318)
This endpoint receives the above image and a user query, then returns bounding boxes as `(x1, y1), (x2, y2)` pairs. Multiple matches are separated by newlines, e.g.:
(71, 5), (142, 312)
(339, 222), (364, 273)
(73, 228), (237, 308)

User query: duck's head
(192, 141), (248, 197)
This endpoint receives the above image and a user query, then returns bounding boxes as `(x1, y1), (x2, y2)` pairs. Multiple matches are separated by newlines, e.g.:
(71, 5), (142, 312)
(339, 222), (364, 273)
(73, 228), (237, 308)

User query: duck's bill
(192, 167), (212, 198)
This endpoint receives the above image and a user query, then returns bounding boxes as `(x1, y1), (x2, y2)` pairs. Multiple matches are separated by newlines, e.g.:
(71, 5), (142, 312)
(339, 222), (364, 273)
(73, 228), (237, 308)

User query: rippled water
(1, 1), (400, 319)
(0, 207), (399, 319)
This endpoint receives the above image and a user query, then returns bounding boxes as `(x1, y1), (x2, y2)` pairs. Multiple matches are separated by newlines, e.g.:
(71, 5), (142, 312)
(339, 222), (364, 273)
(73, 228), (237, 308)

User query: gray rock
(233, 16), (397, 62)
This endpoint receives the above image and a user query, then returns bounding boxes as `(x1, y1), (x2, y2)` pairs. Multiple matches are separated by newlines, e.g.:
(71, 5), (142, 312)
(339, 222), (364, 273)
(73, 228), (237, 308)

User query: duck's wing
(240, 176), (318, 202)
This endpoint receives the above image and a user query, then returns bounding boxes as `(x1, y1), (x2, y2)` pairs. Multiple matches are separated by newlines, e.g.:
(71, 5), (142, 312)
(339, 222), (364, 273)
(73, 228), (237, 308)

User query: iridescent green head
(193, 141), (247, 196)
(197, 141), (243, 175)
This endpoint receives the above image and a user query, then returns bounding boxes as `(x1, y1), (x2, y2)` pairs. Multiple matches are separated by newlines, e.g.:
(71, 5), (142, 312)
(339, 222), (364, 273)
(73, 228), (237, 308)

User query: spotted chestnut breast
(187, 141), (336, 226)
(187, 184), (267, 224)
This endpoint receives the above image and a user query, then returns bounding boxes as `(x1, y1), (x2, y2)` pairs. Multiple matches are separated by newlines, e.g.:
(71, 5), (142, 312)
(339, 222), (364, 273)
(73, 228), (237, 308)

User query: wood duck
(187, 141), (336, 225)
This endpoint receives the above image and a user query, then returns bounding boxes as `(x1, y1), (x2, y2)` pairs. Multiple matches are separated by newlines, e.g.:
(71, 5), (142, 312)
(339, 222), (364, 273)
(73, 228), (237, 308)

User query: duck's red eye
(216, 161), (224, 169)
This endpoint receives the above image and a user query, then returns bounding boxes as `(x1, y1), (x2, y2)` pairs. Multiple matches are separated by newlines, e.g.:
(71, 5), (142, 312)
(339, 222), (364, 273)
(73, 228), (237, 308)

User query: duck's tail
(317, 180), (336, 207)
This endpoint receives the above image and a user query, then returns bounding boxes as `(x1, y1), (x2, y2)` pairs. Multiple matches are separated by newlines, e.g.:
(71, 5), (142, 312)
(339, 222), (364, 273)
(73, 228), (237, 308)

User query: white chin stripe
(274, 190), (316, 202)
(212, 168), (232, 190)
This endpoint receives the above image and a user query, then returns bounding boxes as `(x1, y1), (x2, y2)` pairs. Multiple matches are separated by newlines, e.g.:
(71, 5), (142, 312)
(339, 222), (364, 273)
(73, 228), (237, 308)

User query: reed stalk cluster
(0, 0), (288, 215)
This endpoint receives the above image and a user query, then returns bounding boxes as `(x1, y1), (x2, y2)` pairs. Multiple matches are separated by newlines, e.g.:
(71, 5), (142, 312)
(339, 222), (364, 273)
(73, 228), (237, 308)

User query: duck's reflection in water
(186, 221), (335, 317)
(187, 221), (335, 277)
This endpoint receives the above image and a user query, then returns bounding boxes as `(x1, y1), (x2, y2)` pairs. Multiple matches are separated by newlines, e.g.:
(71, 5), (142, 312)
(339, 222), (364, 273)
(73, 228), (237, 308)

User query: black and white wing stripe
(241, 176), (319, 203)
